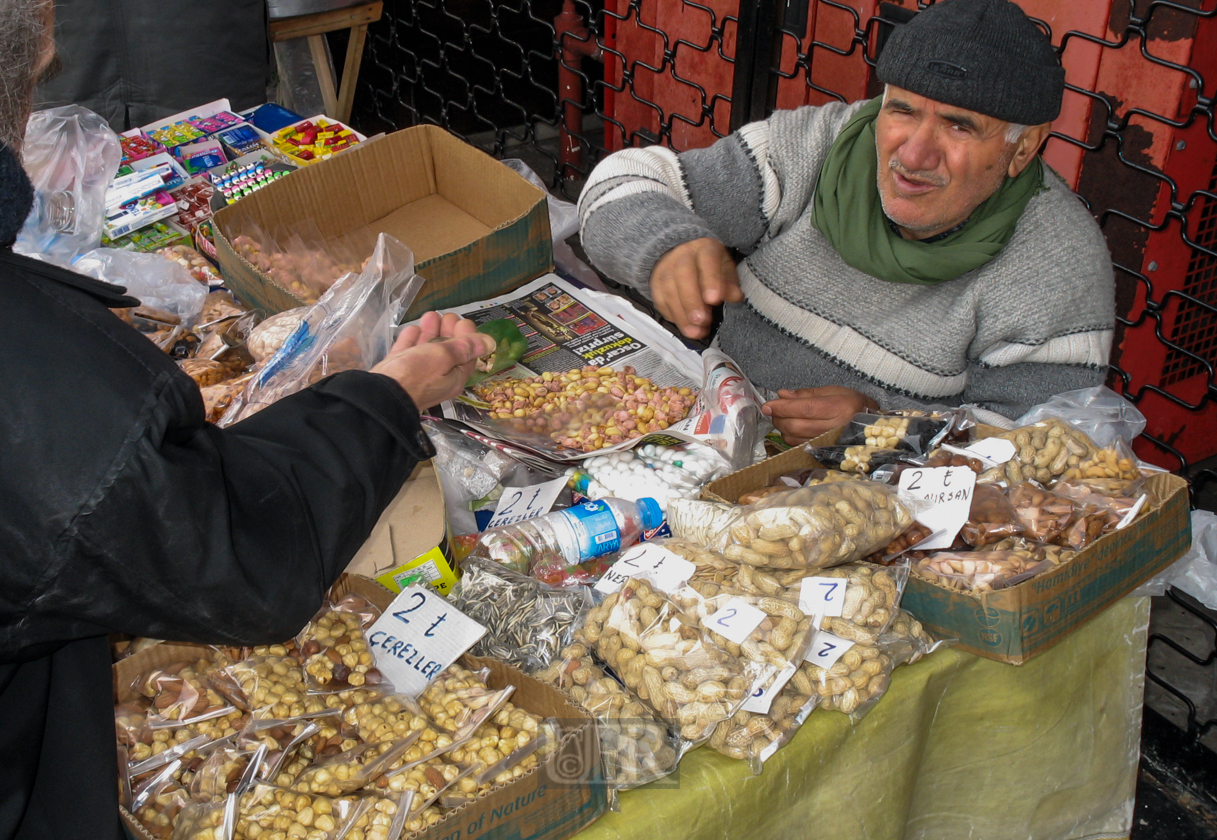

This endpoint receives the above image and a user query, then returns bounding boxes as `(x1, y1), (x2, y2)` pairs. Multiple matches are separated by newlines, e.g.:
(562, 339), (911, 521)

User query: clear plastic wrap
(246, 307), (310, 362)
(441, 701), (558, 794)
(14, 104), (122, 266)
(914, 548), (1049, 593)
(576, 578), (757, 743)
(959, 482), (1025, 548)
(1060, 437), (1143, 482)
(210, 654), (325, 719)
(157, 244), (222, 287)
(132, 658), (237, 727)
(220, 233), (424, 426)
(669, 481), (915, 571)
(1007, 483), (1078, 544)
(1013, 385), (1147, 449)
(297, 604), (385, 694)
(533, 641), (682, 791)
(708, 666), (819, 771)
(76, 248), (207, 327)
(835, 410), (963, 454)
(976, 418), (1100, 486)
(448, 555), (592, 673)
(807, 444), (919, 476)
(131, 777), (191, 839)
(416, 664), (515, 742)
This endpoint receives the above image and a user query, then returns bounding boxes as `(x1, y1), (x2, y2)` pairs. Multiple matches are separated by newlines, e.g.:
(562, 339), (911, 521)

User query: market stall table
(582, 596), (1148, 840)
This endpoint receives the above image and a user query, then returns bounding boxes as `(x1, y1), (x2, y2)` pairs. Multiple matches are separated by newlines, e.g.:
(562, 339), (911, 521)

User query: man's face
(875, 87), (1018, 240)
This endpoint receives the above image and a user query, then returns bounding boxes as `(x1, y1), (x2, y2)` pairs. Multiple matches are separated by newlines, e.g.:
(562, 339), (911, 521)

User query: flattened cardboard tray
(118, 574), (607, 840)
(702, 427), (1192, 664)
(212, 124), (553, 320)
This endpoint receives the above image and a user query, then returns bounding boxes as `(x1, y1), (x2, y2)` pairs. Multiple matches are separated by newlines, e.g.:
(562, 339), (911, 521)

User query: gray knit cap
(876, 0), (1065, 125)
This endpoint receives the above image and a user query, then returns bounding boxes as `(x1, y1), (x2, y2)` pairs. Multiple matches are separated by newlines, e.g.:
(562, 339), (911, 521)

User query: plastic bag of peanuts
(131, 776), (191, 839)
(576, 578), (760, 743)
(533, 641), (683, 794)
(288, 736), (423, 798)
(1053, 477), (1148, 533)
(669, 480), (916, 571)
(707, 662), (820, 772)
(339, 692), (456, 764)
(209, 654), (327, 719)
(976, 418), (1100, 486)
(959, 482), (1026, 548)
(437, 703), (560, 806)
(132, 657), (238, 727)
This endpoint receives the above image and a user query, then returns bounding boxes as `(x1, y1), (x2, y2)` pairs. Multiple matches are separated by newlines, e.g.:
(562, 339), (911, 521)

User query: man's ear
(1008, 123), (1052, 178)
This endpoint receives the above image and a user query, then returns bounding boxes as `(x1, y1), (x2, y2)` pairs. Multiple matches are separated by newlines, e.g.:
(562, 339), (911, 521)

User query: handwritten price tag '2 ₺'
(798, 577), (847, 619)
(594, 543), (696, 596)
(803, 629), (854, 669)
(704, 598), (766, 646)
(364, 585), (487, 697)
(897, 465), (976, 550)
(483, 477), (568, 530)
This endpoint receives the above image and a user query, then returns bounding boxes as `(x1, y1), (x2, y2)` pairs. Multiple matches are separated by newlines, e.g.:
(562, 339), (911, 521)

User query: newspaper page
(419, 274), (709, 462)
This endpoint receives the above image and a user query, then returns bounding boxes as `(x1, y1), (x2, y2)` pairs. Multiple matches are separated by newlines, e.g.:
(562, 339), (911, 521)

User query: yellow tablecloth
(581, 596), (1149, 840)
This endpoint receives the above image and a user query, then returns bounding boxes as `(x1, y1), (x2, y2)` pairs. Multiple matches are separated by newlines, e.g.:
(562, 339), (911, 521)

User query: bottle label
(560, 501), (623, 559)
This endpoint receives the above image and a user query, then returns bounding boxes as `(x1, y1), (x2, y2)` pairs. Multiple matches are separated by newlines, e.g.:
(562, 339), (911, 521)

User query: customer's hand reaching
(371, 311), (496, 409)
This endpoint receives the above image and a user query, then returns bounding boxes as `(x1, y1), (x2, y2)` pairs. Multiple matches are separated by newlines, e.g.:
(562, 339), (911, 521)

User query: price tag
(484, 477), (568, 530)
(798, 577), (847, 619)
(957, 437), (1017, 465)
(594, 543), (696, 595)
(897, 465), (976, 550)
(704, 598), (766, 645)
(804, 630), (853, 669)
(365, 586), (487, 697)
(741, 664), (798, 715)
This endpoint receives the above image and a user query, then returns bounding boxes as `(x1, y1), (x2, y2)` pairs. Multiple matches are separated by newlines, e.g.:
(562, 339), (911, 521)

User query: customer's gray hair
(0, 0), (51, 156)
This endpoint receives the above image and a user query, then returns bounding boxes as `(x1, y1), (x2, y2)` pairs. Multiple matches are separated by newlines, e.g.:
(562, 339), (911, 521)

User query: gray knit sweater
(577, 100), (1115, 421)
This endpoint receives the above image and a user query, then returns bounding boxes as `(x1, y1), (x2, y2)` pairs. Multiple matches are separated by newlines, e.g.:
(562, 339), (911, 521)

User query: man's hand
(762, 387), (880, 446)
(650, 238), (743, 340)
(370, 311), (496, 410)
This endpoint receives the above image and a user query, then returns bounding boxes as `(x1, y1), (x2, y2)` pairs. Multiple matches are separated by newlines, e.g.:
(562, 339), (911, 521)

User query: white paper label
(741, 663), (798, 715)
(704, 598), (766, 645)
(959, 437), (1017, 465)
(484, 478), (568, 530)
(365, 586), (487, 697)
(594, 543), (696, 595)
(898, 465), (977, 550)
(798, 577), (847, 619)
(804, 630), (854, 668)
(1116, 494), (1149, 530)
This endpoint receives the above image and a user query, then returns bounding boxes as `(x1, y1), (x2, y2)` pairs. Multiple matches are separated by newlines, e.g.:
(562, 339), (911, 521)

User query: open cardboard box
(346, 461), (460, 596)
(117, 574), (607, 840)
(702, 426), (1192, 664)
(212, 124), (553, 320)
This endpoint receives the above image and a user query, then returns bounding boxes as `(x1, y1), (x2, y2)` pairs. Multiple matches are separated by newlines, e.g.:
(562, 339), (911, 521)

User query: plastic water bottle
(472, 497), (664, 587)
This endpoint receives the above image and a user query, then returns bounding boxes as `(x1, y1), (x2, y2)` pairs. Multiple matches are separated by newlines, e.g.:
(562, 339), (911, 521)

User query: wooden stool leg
(336, 23), (371, 125)
(308, 33), (340, 119)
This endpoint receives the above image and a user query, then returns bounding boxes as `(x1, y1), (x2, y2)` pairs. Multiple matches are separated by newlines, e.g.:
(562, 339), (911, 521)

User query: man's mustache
(887, 158), (947, 188)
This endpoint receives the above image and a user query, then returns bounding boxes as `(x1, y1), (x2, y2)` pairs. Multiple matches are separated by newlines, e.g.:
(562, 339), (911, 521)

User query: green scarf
(810, 96), (1045, 285)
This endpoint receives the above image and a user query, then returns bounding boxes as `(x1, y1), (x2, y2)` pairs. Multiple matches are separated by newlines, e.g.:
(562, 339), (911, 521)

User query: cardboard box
(212, 124), (553, 319)
(346, 461), (460, 596)
(702, 428), (1192, 664)
(117, 574), (607, 840)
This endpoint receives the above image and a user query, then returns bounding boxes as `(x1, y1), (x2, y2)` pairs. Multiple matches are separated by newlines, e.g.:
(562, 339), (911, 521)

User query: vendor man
(577, 0), (1115, 443)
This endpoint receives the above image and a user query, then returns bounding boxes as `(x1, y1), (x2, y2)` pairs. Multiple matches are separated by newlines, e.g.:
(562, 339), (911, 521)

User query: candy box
(176, 138), (228, 175)
(702, 426), (1192, 665)
(213, 124), (552, 319)
(120, 132), (165, 164)
(104, 190), (178, 239)
(102, 219), (191, 252)
(170, 178), (215, 232)
(270, 115), (366, 166)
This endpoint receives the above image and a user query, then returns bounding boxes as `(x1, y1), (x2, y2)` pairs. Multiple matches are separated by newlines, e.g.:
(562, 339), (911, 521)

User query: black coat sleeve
(14, 369), (434, 652)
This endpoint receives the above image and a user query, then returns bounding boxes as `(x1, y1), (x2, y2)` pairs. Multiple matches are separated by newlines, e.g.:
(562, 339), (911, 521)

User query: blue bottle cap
(637, 497), (664, 531)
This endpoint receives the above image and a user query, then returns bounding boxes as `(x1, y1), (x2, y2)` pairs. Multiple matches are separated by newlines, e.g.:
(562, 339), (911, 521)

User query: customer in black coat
(0, 4), (495, 837)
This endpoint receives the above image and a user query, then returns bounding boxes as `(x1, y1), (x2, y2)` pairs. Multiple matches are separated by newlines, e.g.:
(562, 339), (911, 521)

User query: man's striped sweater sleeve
(577, 121), (781, 296)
